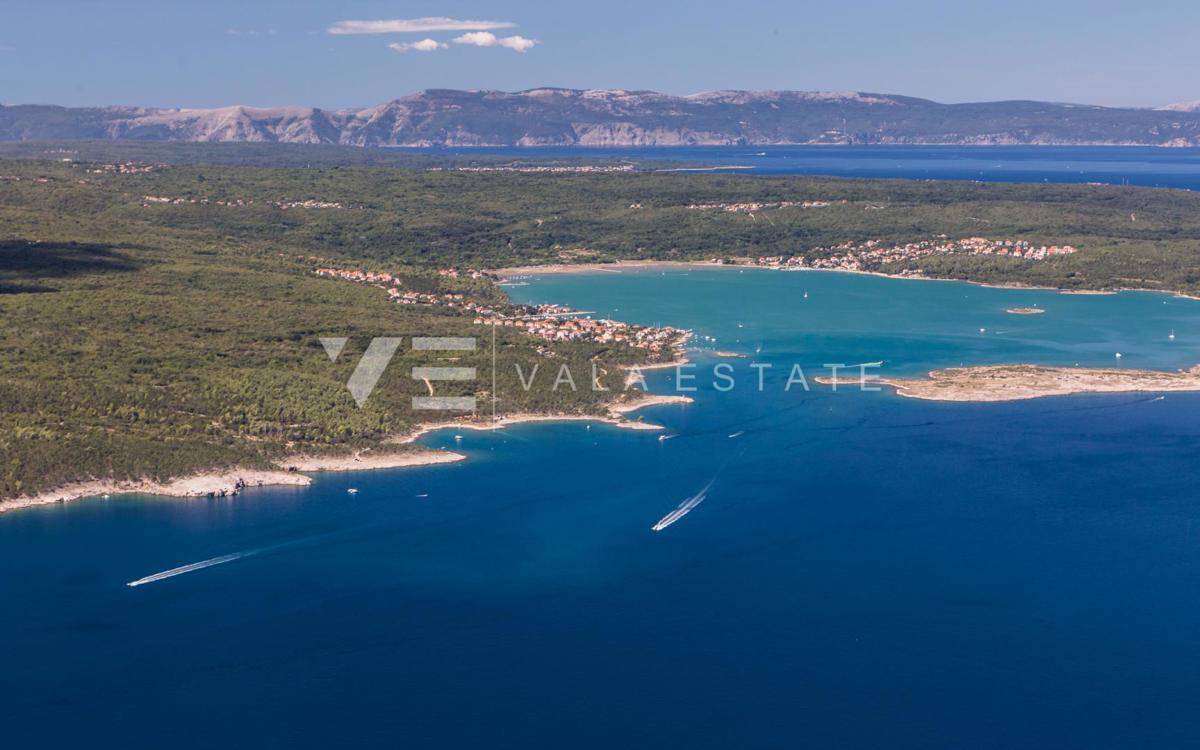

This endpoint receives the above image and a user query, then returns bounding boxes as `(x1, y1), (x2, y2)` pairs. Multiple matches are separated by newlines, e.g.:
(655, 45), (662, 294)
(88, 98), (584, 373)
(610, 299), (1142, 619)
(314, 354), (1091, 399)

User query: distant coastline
(6, 89), (1200, 147)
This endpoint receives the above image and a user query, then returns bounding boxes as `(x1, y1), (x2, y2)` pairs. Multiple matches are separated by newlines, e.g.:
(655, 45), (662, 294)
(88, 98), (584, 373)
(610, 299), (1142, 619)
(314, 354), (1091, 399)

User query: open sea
(411, 144), (1200, 190)
(6, 149), (1200, 748)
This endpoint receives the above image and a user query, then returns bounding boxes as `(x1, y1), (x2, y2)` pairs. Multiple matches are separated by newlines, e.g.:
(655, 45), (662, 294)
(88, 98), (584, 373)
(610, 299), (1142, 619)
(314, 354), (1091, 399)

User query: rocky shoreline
(0, 396), (694, 514)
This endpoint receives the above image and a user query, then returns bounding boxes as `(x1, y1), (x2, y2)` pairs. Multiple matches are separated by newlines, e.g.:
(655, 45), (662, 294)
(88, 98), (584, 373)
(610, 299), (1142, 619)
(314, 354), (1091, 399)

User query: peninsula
(846, 364), (1200, 402)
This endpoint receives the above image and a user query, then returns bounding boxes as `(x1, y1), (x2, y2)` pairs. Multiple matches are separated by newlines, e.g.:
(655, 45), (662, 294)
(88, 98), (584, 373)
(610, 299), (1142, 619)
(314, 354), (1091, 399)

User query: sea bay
(5, 266), (1200, 748)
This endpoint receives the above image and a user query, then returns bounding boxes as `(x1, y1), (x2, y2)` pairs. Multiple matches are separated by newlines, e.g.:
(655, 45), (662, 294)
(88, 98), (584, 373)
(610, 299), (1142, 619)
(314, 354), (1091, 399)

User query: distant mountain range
(4, 89), (1200, 147)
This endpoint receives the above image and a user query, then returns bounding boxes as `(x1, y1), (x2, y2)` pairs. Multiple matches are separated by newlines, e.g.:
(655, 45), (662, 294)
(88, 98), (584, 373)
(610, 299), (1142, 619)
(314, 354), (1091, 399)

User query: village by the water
(314, 266), (692, 355)
(752, 236), (1078, 272)
(314, 235), (1077, 354)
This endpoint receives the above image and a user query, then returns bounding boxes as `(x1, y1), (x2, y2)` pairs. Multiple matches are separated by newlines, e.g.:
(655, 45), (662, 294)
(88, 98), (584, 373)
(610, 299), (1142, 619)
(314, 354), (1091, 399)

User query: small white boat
(347, 488), (359, 495)
(454, 434), (463, 441)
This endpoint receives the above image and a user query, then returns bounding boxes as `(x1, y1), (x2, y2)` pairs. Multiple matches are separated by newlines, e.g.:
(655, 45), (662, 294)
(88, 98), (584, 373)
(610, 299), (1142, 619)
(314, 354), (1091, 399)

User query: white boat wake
(127, 549), (265, 587)
(652, 477), (718, 532)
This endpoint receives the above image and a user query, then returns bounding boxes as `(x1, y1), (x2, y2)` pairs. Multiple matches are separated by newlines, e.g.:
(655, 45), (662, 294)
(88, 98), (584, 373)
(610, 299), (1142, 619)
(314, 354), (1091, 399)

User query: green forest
(3, 141), (1200, 499)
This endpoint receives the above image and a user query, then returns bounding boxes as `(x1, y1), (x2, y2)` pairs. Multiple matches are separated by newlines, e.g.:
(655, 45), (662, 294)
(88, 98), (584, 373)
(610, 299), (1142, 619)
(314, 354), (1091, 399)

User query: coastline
(394, 393), (695, 444)
(1, 395), (693, 515)
(0, 468), (314, 515)
(0, 449), (464, 515)
(497, 260), (734, 276)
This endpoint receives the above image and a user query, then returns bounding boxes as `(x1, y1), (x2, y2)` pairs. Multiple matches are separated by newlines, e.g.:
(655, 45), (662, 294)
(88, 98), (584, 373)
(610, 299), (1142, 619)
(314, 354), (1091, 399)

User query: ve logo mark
(320, 337), (403, 407)
(320, 336), (479, 410)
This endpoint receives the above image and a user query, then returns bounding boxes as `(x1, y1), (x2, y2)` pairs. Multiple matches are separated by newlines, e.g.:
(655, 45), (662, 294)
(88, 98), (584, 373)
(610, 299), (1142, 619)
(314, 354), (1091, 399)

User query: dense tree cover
(3, 144), (1200, 497)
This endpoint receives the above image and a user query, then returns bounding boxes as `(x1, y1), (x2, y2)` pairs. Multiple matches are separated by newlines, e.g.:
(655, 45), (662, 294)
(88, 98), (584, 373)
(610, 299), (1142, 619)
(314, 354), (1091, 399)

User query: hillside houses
(687, 199), (834, 213)
(756, 237), (1079, 271)
(143, 195), (346, 209)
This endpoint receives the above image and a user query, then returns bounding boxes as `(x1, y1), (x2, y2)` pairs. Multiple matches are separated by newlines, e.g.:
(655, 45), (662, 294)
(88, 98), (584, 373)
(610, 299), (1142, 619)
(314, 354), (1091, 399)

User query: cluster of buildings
(472, 312), (690, 354)
(436, 267), (489, 280)
(314, 267), (473, 307)
(755, 237), (1079, 271)
(276, 199), (345, 210)
(434, 164), (636, 173)
(313, 266), (690, 355)
(687, 199), (834, 213)
(86, 162), (163, 175)
(314, 267), (399, 285)
(142, 196), (346, 209)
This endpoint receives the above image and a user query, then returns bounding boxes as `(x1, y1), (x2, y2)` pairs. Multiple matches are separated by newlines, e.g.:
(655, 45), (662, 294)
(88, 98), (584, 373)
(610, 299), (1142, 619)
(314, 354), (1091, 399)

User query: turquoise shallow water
(511, 267), (1200, 375)
(5, 269), (1200, 748)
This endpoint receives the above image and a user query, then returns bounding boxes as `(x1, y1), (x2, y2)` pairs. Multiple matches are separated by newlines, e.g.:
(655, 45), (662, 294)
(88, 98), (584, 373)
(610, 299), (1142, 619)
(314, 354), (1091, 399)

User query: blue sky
(3, 0), (1197, 109)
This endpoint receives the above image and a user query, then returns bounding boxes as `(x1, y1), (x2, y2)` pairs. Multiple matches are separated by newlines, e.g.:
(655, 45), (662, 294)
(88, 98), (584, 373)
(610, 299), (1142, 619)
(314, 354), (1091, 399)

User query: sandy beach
(497, 260), (732, 276)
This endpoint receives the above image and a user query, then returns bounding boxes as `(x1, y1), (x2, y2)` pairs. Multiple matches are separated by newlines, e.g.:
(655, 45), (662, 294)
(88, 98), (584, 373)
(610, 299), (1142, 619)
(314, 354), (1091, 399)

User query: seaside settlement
(314, 236), (1076, 354)
(752, 236), (1078, 272)
(144, 195), (347, 210)
(314, 267), (691, 357)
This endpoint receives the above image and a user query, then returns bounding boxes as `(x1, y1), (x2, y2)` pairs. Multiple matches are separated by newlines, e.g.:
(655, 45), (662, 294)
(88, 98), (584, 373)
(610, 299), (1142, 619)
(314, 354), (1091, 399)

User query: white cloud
(498, 35), (538, 52)
(452, 32), (539, 52)
(388, 38), (447, 53)
(452, 32), (497, 47)
(328, 17), (514, 35)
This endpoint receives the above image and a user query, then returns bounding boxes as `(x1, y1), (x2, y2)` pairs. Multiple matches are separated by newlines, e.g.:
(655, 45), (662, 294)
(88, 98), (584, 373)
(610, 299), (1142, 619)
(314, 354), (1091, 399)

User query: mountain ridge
(3, 88), (1200, 147)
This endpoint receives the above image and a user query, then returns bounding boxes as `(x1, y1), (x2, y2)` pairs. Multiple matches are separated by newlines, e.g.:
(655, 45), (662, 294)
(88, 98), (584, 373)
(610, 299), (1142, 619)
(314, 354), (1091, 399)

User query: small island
(1007, 307), (1045, 315)
(844, 363), (1200, 402)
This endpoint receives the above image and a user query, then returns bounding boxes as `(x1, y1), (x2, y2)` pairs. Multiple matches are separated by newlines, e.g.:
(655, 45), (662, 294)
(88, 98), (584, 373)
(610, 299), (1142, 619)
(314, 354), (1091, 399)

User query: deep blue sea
(411, 144), (1200, 190)
(7, 151), (1200, 748)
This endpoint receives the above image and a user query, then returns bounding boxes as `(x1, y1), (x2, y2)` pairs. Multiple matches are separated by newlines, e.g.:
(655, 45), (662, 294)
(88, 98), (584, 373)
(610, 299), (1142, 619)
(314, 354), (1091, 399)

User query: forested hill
(3, 89), (1200, 147)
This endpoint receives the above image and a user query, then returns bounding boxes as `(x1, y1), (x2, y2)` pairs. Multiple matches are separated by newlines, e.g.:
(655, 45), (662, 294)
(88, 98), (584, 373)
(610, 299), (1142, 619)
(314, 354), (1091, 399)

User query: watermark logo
(320, 336), (479, 409)
(321, 335), (884, 410)
(410, 337), (478, 411)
